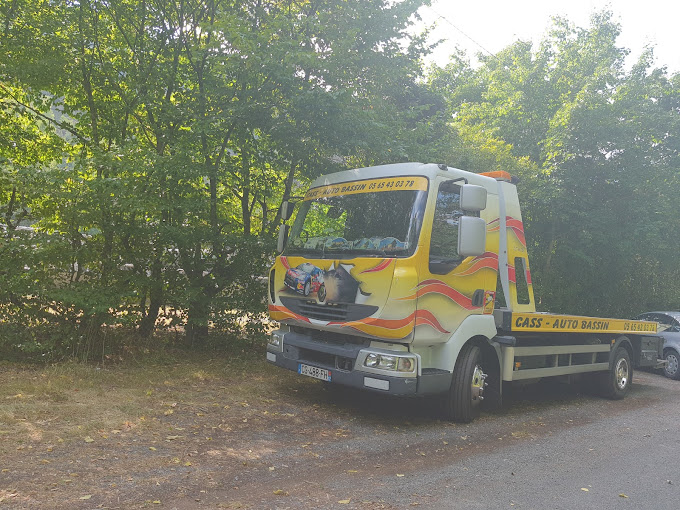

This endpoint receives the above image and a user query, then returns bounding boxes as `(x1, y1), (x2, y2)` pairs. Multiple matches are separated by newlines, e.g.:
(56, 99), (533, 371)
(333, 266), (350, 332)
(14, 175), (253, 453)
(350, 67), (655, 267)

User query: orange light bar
(479, 170), (514, 182)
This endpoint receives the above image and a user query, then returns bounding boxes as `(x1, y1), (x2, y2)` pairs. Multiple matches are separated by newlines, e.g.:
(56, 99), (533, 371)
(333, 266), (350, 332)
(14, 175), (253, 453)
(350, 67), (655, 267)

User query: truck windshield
(286, 185), (427, 259)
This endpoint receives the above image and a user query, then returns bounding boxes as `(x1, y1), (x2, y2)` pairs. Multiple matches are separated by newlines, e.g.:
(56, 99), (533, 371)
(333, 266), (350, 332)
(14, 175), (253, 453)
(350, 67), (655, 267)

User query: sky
(417, 0), (680, 73)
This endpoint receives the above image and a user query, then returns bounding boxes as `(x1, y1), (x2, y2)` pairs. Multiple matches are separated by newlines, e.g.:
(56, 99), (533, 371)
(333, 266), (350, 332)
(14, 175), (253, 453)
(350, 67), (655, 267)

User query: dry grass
(0, 348), (328, 508)
(0, 352), (277, 445)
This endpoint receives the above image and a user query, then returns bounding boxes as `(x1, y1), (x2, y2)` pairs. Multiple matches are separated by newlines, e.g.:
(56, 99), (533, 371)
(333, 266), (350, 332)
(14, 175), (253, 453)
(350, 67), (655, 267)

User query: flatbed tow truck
(266, 163), (665, 422)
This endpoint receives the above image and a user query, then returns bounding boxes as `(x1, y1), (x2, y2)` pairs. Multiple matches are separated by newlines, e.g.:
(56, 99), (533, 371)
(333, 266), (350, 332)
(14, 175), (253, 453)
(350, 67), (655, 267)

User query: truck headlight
(365, 353), (379, 367)
(363, 353), (416, 373)
(398, 357), (414, 372)
(268, 331), (285, 351)
(378, 355), (397, 370)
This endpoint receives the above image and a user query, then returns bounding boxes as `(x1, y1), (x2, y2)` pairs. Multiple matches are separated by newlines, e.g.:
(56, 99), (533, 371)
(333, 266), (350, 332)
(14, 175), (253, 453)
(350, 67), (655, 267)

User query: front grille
(297, 302), (351, 321)
(293, 349), (356, 372)
(290, 326), (369, 347)
(298, 347), (336, 367)
(283, 328), (369, 372)
(281, 297), (378, 322)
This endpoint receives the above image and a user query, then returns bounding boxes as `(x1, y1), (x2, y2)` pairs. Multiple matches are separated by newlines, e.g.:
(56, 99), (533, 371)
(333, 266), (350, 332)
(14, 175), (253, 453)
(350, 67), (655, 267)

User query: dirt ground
(0, 352), (673, 509)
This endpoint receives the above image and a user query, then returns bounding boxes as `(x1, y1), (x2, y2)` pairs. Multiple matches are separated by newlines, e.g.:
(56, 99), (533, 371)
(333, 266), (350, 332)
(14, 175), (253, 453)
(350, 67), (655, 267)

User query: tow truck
(266, 163), (665, 422)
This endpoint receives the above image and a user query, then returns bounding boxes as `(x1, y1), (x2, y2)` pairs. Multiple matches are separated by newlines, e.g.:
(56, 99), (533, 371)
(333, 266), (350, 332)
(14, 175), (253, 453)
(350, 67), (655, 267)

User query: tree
(428, 10), (680, 316)
(0, 0), (440, 355)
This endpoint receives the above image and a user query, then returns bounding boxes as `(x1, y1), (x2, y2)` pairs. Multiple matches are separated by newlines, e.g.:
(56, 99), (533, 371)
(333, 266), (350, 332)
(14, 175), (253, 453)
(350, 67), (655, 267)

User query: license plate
(298, 363), (331, 382)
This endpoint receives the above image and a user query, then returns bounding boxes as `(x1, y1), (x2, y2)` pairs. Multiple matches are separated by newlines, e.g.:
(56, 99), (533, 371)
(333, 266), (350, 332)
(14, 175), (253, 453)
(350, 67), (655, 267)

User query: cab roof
(308, 162), (498, 189)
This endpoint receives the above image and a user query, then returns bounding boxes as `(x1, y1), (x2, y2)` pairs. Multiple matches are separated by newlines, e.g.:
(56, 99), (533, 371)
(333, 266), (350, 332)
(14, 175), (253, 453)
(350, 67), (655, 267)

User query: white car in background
(635, 311), (680, 380)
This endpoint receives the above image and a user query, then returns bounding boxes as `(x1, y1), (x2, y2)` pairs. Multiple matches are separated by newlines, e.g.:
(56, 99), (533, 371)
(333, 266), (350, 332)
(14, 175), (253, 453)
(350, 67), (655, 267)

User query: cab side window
(429, 181), (464, 274)
(514, 257), (531, 304)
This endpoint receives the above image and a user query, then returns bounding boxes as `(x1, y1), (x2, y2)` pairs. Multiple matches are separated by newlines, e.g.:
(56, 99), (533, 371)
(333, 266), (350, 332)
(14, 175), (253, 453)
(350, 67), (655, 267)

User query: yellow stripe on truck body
(502, 312), (657, 334)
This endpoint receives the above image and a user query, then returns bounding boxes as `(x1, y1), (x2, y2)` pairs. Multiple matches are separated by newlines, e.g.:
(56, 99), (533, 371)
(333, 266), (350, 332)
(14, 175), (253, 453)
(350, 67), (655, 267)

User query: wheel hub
(666, 353), (679, 376)
(615, 358), (629, 390)
(471, 365), (487, 401)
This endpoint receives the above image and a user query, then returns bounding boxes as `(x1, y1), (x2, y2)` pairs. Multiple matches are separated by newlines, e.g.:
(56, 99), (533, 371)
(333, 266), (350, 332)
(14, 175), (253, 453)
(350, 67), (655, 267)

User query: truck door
(414, 178), (497, 342)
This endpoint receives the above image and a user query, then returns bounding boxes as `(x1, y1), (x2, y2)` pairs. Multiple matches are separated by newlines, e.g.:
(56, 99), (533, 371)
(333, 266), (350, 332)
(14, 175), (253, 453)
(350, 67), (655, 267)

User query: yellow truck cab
(266, 163), (664, 422)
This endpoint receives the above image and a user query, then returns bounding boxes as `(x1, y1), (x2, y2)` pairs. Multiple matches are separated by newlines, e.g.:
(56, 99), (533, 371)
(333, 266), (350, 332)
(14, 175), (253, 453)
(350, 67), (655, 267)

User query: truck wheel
(303, 281), (311, 296)
(442, 343), (487, 423)
(663, 349), (680, 380)
(601, 345), (631, 399)
(317, 283), (326, 303)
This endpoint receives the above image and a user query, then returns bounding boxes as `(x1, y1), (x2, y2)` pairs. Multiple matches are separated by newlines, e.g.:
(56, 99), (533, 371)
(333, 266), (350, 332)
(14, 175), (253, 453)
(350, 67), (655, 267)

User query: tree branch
(0, 82), (90, 146)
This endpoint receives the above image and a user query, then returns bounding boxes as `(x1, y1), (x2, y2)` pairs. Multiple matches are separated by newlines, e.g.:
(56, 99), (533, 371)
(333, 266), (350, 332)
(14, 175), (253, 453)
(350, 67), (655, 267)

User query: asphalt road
(363, 372), (680, 510)
(173, 369), (680, 510)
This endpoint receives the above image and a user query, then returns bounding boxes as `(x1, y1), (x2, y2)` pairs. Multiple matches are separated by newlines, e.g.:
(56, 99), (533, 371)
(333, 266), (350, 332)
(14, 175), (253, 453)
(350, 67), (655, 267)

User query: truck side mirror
(280, 201), (294, 221)
(277, 224), (289, 253)
(458, 216), (486, 257)
(460, 184), (487, 212)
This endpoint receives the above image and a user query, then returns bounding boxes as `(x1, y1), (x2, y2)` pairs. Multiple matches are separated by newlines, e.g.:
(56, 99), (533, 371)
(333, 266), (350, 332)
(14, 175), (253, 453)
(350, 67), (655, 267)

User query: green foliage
(3, 2), (678, 360)
(428, 10), (680, 316)
(0, 0), (441, 358)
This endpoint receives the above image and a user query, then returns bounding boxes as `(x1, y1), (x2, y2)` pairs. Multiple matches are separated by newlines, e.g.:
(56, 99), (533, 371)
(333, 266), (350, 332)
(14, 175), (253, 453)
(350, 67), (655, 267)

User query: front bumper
(266, 328), (451, 396)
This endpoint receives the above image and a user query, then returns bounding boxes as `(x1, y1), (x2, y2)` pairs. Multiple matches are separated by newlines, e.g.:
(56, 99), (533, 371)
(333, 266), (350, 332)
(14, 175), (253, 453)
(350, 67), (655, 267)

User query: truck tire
(663, 349), (680, 380)
(601, 345), (632, 399)
(442, 343), (487, 423)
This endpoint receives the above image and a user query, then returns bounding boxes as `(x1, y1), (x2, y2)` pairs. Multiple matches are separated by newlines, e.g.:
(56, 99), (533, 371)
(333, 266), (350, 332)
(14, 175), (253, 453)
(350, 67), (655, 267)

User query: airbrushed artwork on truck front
(282, 261), (365, 304)
(270, 255), (419, 338)
(269, 249), (500, 341)
(280, 257), (370, 304)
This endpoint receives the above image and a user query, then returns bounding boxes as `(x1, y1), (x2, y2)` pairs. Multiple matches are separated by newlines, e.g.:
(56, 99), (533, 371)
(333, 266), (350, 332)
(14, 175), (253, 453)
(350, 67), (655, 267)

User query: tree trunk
(267, 161), (297, 236)
(185, 294), (210, 347)
(139, 258), (163, 338)
(241, 147), (251, 236)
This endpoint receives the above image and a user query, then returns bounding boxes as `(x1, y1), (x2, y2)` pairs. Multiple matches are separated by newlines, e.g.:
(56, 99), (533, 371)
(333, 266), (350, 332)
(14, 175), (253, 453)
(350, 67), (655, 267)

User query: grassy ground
(0, 345), (328, 508)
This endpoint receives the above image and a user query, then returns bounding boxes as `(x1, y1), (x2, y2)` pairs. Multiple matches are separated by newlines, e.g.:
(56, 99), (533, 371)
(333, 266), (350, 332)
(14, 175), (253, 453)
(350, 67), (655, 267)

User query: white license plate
(298, 363), (331, 382)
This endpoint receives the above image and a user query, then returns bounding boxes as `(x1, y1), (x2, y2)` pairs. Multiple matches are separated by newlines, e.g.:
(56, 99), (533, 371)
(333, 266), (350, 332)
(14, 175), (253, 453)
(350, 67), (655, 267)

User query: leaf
(273, 489), (288, 496)
(396, 474), (405, 477)
(619, 494), (628, 498)
(80, 495), (92, 500)
(581, 488), (589, 492)
(149, 446), (157, 451)
(84, 436), (94, 443)
(338, 499), (350, 504)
